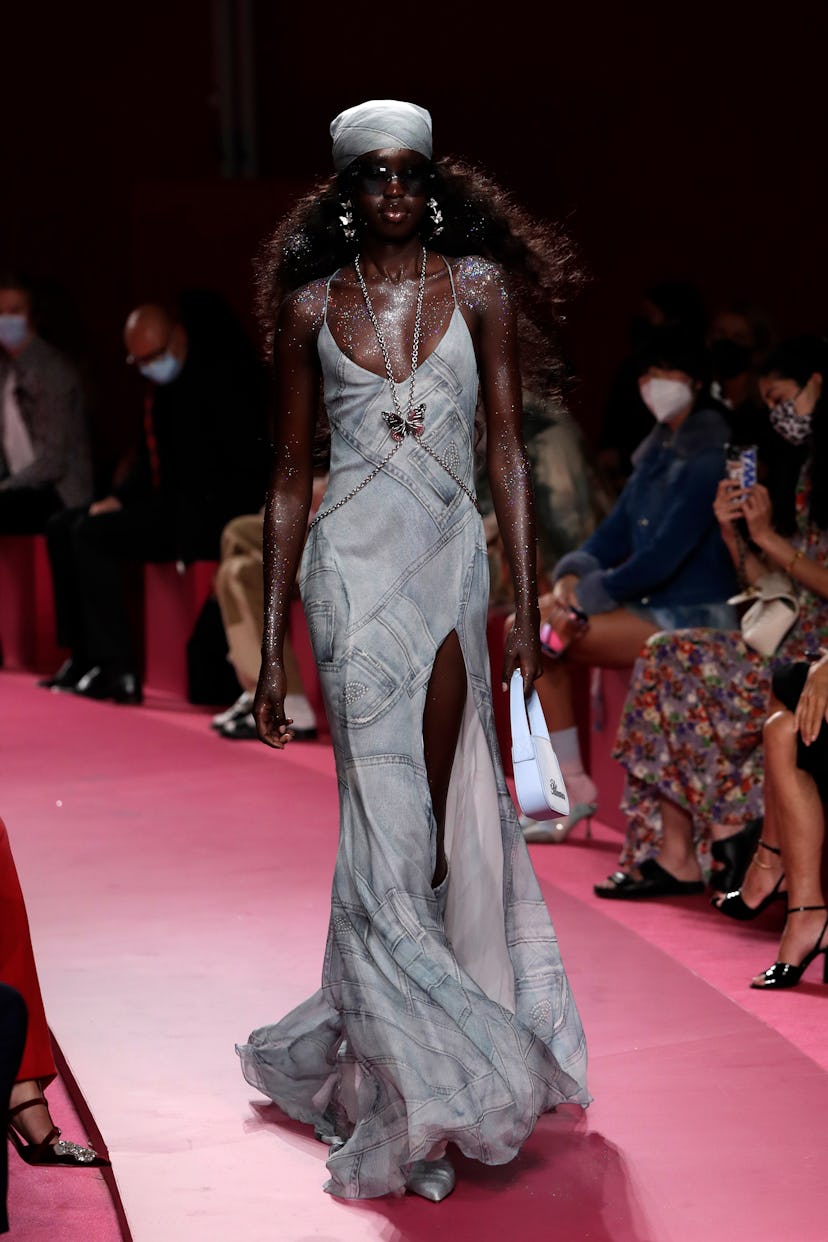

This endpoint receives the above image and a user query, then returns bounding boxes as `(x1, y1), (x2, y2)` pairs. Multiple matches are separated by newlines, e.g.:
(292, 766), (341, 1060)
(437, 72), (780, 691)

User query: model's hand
(713, 477), (743, 531)
(254, 658), (293, 749)
(89, 495), (123, 517)
(795, 654), (828, 746)
(502, 610), (542, 693)
(742, 484), (775, 545)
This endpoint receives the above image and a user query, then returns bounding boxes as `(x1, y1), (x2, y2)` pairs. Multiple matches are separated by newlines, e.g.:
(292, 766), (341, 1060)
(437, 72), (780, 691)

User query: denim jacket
(554, 405), (738, 614)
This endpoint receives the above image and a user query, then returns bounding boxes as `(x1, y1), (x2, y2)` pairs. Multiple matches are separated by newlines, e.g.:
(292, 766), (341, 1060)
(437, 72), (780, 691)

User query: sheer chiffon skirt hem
(237, 671), (588, 1200)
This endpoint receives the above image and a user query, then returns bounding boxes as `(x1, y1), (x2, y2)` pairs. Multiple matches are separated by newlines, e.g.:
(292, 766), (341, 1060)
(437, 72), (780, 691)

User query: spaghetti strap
(442, 257), (458, 308)
(323, 272), (337, 324)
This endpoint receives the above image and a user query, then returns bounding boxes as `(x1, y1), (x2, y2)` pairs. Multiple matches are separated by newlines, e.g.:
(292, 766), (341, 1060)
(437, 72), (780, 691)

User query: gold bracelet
(786, 549), (804, 575)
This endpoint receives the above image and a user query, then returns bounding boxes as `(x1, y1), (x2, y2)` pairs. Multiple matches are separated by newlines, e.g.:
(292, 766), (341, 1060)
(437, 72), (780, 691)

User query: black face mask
(710, 339), (752, 380)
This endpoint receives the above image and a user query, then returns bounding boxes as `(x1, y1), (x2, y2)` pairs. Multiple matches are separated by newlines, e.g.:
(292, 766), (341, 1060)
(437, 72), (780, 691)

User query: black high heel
(751, 906), (828, 990)
(7, 1097), (110, 1167)
(710, 839), (785, 921)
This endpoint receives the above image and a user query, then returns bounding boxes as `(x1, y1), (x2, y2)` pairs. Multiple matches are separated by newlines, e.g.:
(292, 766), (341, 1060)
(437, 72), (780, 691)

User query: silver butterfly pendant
(383, 404), (426, 443)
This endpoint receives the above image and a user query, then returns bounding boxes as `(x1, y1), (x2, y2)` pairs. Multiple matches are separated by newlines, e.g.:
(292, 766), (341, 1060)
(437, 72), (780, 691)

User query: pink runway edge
(2, 671), (827, 1241)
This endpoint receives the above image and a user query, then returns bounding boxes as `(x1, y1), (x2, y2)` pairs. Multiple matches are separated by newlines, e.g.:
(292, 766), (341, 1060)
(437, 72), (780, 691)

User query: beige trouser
(214, 514), (304, 696)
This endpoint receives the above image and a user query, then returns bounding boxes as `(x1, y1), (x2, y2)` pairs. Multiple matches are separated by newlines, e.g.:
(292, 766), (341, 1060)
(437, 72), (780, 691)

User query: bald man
(40, 295), (267, 703)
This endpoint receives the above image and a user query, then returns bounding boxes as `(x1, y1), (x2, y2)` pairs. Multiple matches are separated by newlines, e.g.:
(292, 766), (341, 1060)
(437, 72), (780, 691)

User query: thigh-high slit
(423, 628), (467, 887)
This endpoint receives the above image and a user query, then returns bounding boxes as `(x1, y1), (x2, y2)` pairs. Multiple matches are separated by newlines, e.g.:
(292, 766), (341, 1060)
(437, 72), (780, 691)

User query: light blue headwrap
(330, 99), (433, 172)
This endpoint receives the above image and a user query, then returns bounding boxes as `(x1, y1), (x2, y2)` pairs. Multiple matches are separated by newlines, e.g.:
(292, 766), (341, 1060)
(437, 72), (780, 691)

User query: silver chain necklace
(309, 249), (479, 530)
(354, 247), (428, 442)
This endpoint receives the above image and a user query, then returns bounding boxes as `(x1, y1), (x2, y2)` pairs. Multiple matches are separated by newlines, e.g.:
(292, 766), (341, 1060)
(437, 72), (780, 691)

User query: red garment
(0, 819), (56, 1084)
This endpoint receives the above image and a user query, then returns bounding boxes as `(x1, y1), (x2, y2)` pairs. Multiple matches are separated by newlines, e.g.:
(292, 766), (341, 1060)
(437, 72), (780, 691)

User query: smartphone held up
(539, 605), (588, 658)
(725, 443), (758, 494)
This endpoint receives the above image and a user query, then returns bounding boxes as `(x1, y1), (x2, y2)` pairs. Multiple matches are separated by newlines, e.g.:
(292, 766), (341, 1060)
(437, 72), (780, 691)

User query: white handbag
(509, 670), (570, 821)
(728, 571), (800, 658)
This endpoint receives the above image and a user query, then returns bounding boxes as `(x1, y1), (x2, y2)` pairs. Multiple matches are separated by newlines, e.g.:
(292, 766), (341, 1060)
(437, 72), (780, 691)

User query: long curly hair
(254, 157), (582, 399)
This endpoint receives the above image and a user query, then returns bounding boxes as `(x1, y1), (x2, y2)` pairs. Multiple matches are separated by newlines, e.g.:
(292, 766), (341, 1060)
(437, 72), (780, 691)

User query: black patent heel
(711, 839), (785, 921)
(751, 905), (828, 991)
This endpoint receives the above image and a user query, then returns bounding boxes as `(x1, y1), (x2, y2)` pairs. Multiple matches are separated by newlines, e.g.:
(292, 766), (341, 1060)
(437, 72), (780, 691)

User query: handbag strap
(526, 683), (551, 742)
(728, 571), (799, 609)
(510, 670), (550, 760)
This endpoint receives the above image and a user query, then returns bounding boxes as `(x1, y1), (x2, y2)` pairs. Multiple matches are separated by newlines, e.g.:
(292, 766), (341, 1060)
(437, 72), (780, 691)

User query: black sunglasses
(350, 161), (434, 197)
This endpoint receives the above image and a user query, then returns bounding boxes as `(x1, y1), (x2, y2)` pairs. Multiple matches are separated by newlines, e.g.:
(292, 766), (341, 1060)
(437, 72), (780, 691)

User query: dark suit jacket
(114, 342), (268, 562)
(0, 336), (92, 508)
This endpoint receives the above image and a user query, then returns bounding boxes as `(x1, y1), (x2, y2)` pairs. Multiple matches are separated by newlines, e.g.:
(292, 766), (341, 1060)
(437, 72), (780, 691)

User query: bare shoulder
(276, 277), (329, 339)
(451, 257), (512, 314)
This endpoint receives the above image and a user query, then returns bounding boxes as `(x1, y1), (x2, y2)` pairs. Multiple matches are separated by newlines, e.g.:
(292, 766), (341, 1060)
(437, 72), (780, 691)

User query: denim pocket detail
(333, 647), (400, 728)
(539, 971), (567, 1038)
(407, 405), (473, 513)
(408, 448), (463, 510)
(427, 350), (463, 398)
(387, 888), (427, 944)
(304, 599), (336, 665)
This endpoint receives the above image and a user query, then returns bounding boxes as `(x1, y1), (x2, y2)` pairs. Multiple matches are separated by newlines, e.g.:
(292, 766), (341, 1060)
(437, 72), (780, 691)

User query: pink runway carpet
(3, 670), (828, 1241)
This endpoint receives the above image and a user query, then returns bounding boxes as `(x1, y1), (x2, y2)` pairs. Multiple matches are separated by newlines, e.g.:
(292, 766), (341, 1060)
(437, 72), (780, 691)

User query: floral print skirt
(612, 628), (771, 877)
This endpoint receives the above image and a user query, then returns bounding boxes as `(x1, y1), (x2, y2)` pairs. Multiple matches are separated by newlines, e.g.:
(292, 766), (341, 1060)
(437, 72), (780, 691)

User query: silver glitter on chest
(309, 252), (479, 531)
(355, 246), (428, 443)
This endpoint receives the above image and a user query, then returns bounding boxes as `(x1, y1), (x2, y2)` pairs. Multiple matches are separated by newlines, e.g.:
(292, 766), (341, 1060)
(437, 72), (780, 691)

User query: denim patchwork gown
(237, 260), (589, 1199)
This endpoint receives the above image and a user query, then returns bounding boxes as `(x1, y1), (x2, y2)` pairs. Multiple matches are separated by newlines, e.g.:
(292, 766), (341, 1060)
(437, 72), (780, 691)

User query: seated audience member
(0, 985), (26, 1235)
(0, 273), (92, 531)
(39, 293), (267, 704)
(712, 655), (828, 950)
(725, 654), (828, 989)
(708, 301), (775, 468)
(212, 502), (321, 741)
(518, 328), (738, 842)
(0, 817), (108, 1167)
(596, 280), (708, 493)
(599, 336), (828, 898)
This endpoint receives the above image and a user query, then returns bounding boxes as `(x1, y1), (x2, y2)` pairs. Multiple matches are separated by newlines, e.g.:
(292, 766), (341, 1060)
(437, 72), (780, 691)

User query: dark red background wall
(4, 3), (825, 473)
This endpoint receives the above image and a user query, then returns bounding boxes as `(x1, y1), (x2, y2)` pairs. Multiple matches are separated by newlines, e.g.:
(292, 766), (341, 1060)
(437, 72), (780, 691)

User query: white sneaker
(211, 691), (253, 730)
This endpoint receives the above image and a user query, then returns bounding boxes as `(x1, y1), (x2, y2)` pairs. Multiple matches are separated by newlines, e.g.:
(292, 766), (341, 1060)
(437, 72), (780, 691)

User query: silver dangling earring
(339, 200), (356, 242)
(427, 197), (444, 237)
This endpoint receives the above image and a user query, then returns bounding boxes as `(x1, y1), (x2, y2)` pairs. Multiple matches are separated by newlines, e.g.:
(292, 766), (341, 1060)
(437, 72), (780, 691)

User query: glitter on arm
(260, 284), (325, 666)
(473, 262), (542, 684)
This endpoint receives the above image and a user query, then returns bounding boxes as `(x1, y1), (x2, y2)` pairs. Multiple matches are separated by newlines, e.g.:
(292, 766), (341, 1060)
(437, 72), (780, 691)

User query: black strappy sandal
(751, 906), (828, 990)
(710, 839), (785, 921)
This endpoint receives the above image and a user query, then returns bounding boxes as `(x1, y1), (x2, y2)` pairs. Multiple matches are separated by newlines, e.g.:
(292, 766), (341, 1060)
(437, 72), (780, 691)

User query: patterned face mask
(769, 396), (812, 444)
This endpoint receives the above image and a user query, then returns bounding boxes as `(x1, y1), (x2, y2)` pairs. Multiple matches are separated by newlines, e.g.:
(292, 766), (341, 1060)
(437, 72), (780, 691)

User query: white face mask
(640, 377), (695, 424)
